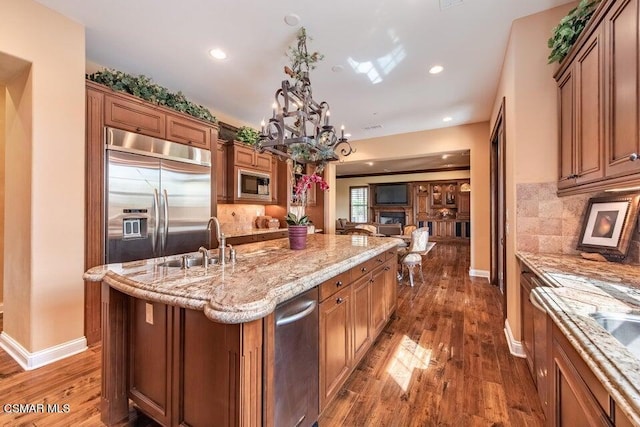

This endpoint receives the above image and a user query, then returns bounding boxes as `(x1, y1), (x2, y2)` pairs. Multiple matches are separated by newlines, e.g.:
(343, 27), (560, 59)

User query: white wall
(1, 0), (85, 353)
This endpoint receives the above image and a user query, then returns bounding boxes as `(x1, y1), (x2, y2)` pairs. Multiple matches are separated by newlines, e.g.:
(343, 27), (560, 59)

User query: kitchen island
(85, 234), (401, 427)
(517, 253), (640, 426)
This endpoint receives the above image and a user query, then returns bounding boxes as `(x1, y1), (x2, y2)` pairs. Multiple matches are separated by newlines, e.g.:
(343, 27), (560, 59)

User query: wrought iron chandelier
(257, 28), (355, 166)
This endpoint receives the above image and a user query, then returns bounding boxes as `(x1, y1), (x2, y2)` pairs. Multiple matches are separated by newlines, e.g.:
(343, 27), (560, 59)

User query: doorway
(490, 98), (507, 320)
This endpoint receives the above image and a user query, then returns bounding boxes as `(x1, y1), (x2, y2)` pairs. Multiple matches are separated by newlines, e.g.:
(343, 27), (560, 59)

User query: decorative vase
(288, 225), (308, 250)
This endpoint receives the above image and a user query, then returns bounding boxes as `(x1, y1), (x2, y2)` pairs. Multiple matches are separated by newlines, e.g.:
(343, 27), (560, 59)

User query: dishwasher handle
(276, 301), (317, 326)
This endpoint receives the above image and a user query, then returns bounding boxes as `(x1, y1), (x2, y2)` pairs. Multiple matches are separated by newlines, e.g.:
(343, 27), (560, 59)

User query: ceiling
(336, 149), (470, 177)
(36, 0), (571, 174)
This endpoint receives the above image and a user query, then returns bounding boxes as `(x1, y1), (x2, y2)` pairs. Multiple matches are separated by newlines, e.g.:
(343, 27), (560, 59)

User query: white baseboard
(504, 319), (526, 358)
(469, 269), (490, 279)
(0, 332), (87, 371)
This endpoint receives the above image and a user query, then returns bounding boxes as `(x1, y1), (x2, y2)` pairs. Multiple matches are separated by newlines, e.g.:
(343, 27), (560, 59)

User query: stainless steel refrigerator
(104, 127), (211, 264)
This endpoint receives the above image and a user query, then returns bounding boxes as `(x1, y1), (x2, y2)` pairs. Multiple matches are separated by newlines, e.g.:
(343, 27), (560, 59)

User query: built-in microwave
(238, 169), (271, 200)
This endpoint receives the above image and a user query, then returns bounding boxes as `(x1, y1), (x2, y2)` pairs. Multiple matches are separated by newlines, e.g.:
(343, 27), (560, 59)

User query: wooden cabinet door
(558, 67), (576, 190)
(370, 266), (387, 338)
(551, 323), (612, 427)
(520, 274), (536, 378)
(129, 299), (173, 425)
(351, 274), (372, 363)
(533, 294), (550, 420)
(166, 114), (211, 149)
(254, 152), (273, 172)
(574, 28), (605, 185)
(216, 140), (227, 202)
(457, 192), (470, 219)
(233, 144), (256, 168)
(105, 94), (165, 138)
(605, 0), (640, 178)
(319, 286), (352, 412)
(383, 259), (397, 319)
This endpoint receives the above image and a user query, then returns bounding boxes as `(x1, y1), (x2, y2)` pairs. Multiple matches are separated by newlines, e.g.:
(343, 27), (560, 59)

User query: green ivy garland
(235, 126), (260, 146)
(547, 0), (601, 64)
(87, 69), (216, 123)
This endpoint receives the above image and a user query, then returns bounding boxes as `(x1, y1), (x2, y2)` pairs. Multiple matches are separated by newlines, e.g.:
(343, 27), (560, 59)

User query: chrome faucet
(198, 246), (209, 269)
(206, 217), (226, 265)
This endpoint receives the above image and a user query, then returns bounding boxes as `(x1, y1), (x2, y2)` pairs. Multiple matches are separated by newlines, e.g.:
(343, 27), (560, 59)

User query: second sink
(590, 312), (640, 360)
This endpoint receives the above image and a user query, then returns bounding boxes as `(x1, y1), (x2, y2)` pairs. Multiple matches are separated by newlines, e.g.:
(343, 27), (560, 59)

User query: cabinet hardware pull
(361, 267), (367, 272)
(630, 153), (639, 161)
(377, 258), (384, 263)
(336, 297), (344, 304)
(335, 281), (343, 287)
(384, 266), (390, 271)
(136, 127), (142, 132)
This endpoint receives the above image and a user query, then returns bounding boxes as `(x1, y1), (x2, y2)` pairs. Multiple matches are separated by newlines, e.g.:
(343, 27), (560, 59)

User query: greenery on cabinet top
(87, 68), (216, 123)
(547, 0), (601, 64)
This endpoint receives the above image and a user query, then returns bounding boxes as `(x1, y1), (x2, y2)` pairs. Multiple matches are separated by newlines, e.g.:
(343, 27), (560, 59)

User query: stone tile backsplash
(217, 204), (265, 234)
(516, 182), (640, 265)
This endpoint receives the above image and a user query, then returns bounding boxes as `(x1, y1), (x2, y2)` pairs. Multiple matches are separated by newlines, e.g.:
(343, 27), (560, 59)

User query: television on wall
(374, 183), (409, 205)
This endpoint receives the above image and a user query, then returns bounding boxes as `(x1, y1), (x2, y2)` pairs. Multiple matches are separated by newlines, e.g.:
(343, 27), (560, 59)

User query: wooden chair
(397, 227), (430, 287)
(355, 224), (377, 234)
(402, 225), (417, 236)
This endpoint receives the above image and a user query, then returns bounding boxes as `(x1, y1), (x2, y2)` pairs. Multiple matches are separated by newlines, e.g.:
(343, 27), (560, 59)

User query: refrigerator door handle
(162, 189), (169, 254)
(152, 189), (160, 257)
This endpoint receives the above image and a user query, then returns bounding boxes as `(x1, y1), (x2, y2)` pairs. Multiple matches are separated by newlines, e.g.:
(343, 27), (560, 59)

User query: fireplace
(379, 211), (406, 228)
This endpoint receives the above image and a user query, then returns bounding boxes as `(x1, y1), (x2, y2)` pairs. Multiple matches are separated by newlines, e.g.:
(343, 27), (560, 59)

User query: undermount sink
(158, 256), (219, 268)
(590, 312), (640, 360)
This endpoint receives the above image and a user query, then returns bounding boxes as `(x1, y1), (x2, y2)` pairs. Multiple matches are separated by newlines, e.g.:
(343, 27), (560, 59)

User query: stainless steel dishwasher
(274, 287), (319, 427)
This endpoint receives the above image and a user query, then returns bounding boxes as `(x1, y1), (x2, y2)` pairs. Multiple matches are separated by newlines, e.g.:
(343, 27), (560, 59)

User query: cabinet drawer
(385, 247), (398, 261)
(166, 115), (211, 149)
(226, 235), (258, 246)
(350, 258), (379, 282)
(256, 231), (288, 241)
(105, 95), (165, 138)
(319, 270), (351, 302)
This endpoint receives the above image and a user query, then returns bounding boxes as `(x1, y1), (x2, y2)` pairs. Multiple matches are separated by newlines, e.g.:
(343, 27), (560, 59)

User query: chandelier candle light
(257, 27), (355, 168)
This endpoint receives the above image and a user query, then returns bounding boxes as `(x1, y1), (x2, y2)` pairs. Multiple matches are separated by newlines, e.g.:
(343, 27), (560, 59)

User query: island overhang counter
(85, 234), (401, 427)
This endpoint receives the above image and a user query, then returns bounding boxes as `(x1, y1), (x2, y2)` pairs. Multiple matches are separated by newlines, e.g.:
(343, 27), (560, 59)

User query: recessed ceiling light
(284, 13), (300, 26)
(443, 116), (453, 122)
(209, 48), (227, 60)
(429, 65), (444, 74)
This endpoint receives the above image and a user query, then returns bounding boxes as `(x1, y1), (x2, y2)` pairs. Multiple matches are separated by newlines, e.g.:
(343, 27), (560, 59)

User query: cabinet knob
(377, 258), (384, 263)
(336, 297), (344, 304)
(630, 153), (639, 161)
(361, 267), (367, 272)
(384, 266), (390, 271)
(135, 127), (142, 132)
(335, 281), (343, 288)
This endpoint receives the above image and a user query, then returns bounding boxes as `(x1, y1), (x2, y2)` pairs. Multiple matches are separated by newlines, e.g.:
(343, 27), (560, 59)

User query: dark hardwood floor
(0, 242), (543, 426)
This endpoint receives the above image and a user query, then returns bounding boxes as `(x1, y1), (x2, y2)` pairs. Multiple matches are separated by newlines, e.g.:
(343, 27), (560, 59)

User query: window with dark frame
(350, 186), (368, 222)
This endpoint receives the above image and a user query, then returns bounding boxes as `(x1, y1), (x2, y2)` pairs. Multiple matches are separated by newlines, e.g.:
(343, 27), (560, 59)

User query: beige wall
(490, 3), (575, 341)
(331, 122), (491, 273)
(0, 83), (4, 309)
(1, 0), (85, 352)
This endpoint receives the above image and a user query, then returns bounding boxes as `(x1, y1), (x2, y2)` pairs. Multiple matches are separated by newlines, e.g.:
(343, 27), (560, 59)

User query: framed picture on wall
(577, 193), (640, 260)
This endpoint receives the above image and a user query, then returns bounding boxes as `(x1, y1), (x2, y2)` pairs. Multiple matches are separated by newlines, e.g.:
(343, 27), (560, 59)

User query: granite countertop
(85, 234), (402, 324)
(517, 252), (640, 425)
(225, 228), (288, 238)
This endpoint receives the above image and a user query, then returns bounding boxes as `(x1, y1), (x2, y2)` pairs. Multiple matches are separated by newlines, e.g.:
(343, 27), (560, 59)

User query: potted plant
(285, 172), (329, 250)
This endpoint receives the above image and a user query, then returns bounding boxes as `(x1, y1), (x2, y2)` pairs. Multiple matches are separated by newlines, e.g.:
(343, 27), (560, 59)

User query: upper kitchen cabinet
(166, 115), (211, 149)
(231, 141), (272, 173)
(556, 0), (640, 195)
(216, 139), (228, 203)
(604, 0), (640, 178)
